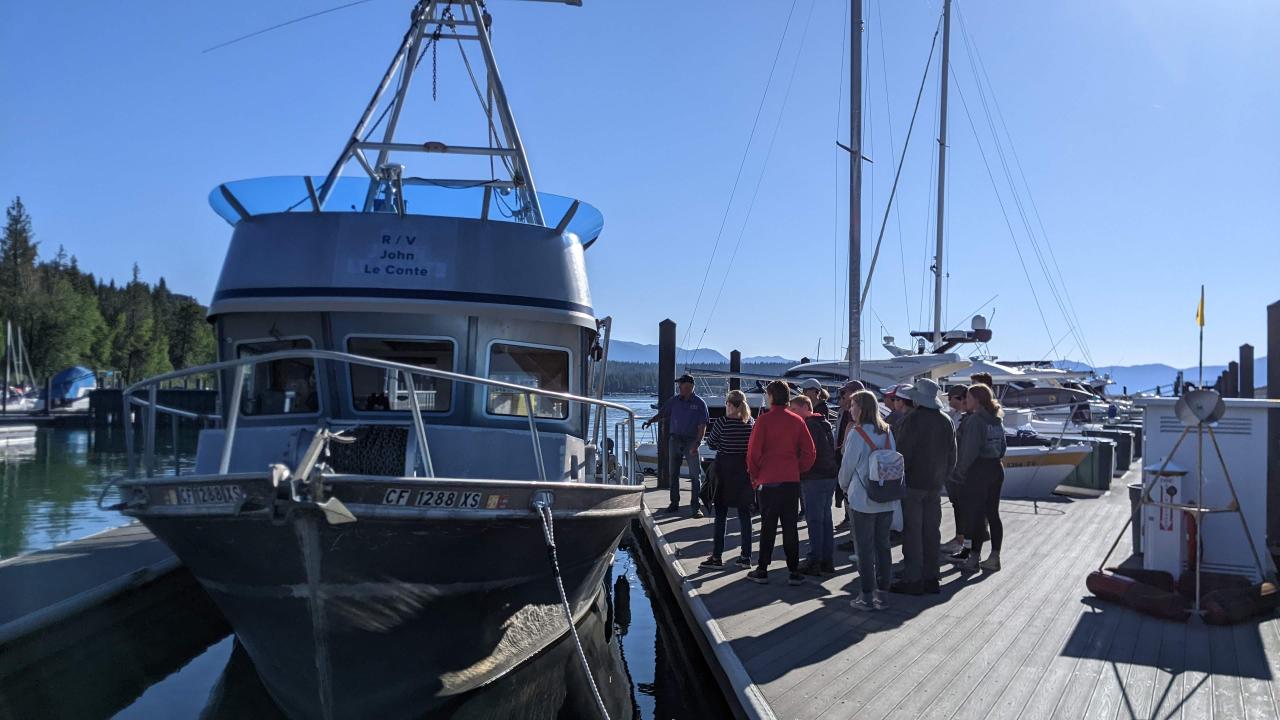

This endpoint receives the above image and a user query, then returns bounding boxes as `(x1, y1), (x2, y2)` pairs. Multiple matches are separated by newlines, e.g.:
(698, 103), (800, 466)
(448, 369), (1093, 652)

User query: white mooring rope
(536, 504), (610, 720)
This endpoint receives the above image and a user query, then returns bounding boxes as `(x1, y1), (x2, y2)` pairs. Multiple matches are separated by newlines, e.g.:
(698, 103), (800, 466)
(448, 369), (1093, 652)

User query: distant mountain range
(1054, 358), (1268, 395)
(608, 340), (796, 365)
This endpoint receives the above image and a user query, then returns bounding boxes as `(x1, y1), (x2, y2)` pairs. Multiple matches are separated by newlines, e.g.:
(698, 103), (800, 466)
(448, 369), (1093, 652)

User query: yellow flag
(1196, 286), (1205, 327)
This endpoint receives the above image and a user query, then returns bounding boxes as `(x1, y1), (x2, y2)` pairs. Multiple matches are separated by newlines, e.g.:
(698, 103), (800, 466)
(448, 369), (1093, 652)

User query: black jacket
(800, 414), (839, 480)
(893, 406), (957, 491)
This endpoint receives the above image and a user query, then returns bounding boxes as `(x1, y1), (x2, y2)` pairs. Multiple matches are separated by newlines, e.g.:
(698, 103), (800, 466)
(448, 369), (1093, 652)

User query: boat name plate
(168, 484), (246, 506)
(381, 488), (488, 509)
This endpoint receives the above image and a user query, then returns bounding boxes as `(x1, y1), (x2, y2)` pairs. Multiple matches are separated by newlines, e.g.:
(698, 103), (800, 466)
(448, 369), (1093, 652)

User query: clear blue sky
(2, 0), (1277, 369)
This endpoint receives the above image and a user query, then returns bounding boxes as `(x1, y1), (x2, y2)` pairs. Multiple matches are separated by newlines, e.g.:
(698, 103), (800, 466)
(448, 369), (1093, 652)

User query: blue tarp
(51, 366), (96, 401)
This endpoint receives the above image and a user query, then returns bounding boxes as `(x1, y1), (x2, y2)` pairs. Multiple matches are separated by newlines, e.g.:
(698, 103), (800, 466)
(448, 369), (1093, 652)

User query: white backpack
(855, 426), (906, 503)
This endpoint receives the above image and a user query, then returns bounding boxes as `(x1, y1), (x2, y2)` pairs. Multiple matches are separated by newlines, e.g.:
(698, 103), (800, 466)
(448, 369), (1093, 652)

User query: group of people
(644, 371), (1008, 610)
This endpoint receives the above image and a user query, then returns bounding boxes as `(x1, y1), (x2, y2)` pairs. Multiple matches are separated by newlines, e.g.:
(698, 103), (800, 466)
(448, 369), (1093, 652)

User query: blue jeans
(712, 504), (752, 560)
(667, 434), (702, 508)
(801, 477), (837, 565)
(853, 510), (893, 599)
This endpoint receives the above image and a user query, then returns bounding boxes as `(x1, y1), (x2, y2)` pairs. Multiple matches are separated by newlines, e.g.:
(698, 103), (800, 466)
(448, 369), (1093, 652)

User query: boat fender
(1106, 567), (1177, 593)
(1086, 570), (1190, 622)
(1202, 583), (1280, 625)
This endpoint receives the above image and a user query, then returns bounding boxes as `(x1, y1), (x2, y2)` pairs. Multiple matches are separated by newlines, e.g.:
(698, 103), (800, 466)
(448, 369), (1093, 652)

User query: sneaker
(948, 548), (971, 562)
(698, 556), (723, 569)
(820, 561), (836, 575)
(958, 555), (980, 574)
(662, 503), (679, 514)
(850, 596), (876, 612)
(787, 572), (805, 586)
(889, 580), (923, 596)
(835, 518), (850, 531)
(690, 508), (705, 519)
(922, 579), (941, 594)
(872, 590), (889, 609)
(979, 553), (1001, 572)
(746, 569), (769, 584)
(797, 559), (822, 576)
(837, 540), (856, 552)
(939, 538), (963, 554)
(734, 556), (752, 568)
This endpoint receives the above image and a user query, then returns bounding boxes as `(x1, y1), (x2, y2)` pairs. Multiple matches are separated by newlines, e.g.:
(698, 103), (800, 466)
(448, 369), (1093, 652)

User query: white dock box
(1137, 397), (1280, 582)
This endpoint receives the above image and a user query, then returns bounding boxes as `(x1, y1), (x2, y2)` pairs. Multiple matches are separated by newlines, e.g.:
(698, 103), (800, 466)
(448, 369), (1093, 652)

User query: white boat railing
(120, 349), (638, 487)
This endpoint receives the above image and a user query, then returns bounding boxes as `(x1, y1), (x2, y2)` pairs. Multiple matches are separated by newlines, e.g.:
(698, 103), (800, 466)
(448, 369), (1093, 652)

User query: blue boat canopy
(51, 366), (96, 401)
(209, 177), (605, 246)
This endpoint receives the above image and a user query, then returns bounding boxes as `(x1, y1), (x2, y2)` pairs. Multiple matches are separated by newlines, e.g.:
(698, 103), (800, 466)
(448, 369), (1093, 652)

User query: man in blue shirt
(643, 374), (710, 517)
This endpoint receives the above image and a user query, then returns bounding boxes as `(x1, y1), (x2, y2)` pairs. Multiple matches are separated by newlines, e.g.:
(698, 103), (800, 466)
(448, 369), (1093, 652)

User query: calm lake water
(0, 395), (727, 719)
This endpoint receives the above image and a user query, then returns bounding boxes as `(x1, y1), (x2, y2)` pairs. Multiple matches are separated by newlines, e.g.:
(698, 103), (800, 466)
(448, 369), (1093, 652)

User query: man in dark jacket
(890, 378), (956, 595)
(789, 395), (839, 575)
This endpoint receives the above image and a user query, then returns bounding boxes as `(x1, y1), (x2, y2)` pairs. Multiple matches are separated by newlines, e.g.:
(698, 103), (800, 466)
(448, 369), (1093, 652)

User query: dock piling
(657, 319), (675, 490)
(1268, 301), (1280, 546)
(1241, 343), (1255, 398)
(1228, 361), (1240, 398)
(729, 350), (741, 392)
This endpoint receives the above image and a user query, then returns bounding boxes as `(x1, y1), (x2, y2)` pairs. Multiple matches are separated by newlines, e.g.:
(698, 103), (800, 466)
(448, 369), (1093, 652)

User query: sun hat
(800, 378), (823, 391)
(902, 378), (944, 410)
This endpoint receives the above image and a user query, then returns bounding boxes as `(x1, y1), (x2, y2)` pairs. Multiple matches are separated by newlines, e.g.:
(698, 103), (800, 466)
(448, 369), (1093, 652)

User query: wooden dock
(0, 524), (178, 648)
(638, 468), (1280, 720)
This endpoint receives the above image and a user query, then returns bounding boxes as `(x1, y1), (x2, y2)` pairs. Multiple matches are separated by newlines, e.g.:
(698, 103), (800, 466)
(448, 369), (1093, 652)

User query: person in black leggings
(951, 383), (1006, 573)
(699, 390), (755, 569)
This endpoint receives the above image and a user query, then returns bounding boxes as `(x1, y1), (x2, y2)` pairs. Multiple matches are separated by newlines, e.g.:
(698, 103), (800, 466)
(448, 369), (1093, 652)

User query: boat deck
(638, 468), (1280, 720)
(0, 524), (178, 647)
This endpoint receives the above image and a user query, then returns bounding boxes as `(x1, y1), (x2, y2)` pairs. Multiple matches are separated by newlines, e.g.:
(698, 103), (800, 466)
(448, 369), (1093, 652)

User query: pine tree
(0, 197), (39, 325)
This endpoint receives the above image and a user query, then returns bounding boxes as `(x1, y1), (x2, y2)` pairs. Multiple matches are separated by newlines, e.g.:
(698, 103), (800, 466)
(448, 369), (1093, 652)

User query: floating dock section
(0, 524), (178, 650)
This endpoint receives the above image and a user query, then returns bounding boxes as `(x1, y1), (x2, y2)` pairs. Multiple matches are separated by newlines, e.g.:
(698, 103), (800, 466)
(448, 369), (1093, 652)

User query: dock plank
(636, 463), (1278, 720)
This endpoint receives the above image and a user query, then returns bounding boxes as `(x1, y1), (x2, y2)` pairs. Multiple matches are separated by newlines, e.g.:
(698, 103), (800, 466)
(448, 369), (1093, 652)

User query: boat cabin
(194, 177), (608, 482)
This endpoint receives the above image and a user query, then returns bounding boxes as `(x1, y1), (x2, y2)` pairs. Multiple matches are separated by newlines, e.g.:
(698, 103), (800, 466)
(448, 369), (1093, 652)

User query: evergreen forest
(0, 196), (216, 385)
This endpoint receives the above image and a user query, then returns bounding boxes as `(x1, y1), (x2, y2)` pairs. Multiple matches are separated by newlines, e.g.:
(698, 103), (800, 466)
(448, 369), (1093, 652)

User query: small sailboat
(112, 2), (641, 718)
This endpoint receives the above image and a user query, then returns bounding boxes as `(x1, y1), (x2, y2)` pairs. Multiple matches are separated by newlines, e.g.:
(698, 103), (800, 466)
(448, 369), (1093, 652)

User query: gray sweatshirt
(952, 407), (1004, 484)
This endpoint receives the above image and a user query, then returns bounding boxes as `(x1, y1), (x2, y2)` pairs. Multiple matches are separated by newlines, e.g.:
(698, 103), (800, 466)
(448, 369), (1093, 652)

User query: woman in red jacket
(745, 380), (817, 585)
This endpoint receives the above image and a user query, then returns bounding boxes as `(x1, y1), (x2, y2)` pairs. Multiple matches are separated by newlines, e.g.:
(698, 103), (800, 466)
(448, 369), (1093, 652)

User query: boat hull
(1001, 445), (1092, 499)
(123, 475), (642, 720)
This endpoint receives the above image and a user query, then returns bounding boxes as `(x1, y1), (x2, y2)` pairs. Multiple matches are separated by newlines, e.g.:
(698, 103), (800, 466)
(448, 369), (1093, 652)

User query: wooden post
(657, 319), (676, 490)
(1268, 301), (1280, 547)
(1241, 343), (1255, 398)
(729, 350), (741, 392)
(1228, 361), (1240, 398)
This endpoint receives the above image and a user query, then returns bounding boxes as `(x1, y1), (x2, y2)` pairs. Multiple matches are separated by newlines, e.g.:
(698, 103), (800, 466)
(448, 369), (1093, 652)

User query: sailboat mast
(931, 0), (952, 346)
(848, 0), (864, 382)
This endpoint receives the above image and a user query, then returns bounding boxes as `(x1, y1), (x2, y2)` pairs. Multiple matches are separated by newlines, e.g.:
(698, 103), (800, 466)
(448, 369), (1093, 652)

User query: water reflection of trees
(0, 425), (200, 558)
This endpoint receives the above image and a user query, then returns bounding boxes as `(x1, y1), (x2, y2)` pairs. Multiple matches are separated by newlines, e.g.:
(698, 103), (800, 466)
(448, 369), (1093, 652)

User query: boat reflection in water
(0, 564), (638, 719)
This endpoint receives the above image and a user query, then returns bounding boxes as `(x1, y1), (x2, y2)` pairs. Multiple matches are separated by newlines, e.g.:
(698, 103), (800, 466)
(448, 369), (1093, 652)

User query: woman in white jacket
(838, 390), (901, 611)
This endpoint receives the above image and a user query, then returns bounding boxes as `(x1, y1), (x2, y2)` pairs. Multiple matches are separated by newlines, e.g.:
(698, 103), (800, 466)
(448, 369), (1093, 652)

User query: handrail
(119, 348), (638, 487)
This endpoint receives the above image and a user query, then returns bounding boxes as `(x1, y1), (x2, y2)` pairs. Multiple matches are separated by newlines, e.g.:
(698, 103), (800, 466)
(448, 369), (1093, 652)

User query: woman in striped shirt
(700, 390), (756, 569)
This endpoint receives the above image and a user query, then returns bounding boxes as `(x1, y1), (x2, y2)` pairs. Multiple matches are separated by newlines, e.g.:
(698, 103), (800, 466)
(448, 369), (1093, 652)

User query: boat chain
(534, 497), (610, 720)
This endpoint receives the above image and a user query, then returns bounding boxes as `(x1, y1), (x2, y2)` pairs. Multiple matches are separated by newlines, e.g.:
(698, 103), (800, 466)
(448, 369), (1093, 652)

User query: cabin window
(236, 338), (318, 415)
(347, 337), (454, 412)
(485, 342), (569, 419)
